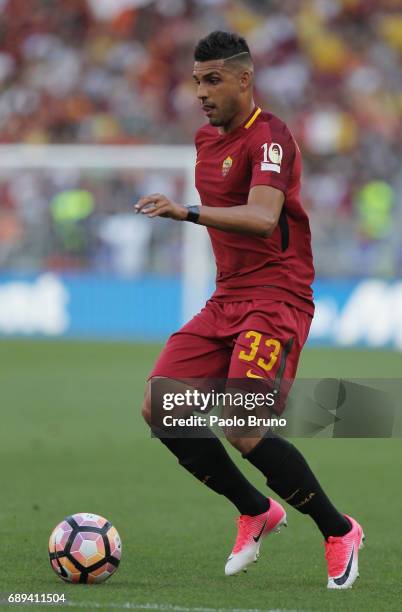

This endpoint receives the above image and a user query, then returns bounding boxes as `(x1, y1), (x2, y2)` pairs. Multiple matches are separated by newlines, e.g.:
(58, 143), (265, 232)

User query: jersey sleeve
(248, 124), (296, 194)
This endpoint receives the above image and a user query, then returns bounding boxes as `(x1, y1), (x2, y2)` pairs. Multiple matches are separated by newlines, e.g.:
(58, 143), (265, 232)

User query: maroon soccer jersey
(195, 106), (315, 315)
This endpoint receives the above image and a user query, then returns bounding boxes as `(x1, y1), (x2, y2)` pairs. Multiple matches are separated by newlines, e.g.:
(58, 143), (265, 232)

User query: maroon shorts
(150, 299), (312, 395)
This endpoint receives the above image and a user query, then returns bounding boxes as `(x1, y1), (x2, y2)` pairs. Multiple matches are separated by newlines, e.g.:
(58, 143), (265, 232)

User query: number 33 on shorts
(236, 330), (282, 379)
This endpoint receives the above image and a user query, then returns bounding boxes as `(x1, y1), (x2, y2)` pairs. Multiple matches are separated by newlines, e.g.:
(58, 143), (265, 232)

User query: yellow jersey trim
(244, 107), (262, 129)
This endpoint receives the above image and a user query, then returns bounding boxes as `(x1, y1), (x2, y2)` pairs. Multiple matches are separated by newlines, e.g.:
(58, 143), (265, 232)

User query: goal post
(0, 144), (211, 325)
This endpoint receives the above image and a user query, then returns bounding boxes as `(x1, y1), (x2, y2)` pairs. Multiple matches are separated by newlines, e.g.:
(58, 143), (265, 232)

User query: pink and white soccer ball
(48, 513), (122, 583)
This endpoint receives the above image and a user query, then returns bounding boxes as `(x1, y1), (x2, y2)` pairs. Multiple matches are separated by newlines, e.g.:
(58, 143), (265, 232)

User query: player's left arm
(134, 185), (283, 238)
(191, 185), (284, 237)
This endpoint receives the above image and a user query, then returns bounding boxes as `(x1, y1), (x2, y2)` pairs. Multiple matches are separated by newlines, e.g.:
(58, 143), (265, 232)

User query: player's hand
(134, 194), (188, 221)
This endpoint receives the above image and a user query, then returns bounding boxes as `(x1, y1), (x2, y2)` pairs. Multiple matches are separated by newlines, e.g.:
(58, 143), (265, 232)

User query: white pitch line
(66, 602), (305, 612)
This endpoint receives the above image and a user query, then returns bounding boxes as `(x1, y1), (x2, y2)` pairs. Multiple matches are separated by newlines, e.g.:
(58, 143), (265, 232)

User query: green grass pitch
(0, 340), (401, 611)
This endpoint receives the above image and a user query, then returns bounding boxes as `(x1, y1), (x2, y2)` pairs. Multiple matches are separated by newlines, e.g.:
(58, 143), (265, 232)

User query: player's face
(193, 61), (243, 127)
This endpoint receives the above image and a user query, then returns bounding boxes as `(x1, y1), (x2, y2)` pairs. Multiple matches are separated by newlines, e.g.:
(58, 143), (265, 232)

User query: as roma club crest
(222, 156), (233, 177)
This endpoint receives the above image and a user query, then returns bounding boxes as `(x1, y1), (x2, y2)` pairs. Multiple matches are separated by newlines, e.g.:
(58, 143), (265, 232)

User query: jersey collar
(216, 106), (262, 140)
(244, 106), (262, 129)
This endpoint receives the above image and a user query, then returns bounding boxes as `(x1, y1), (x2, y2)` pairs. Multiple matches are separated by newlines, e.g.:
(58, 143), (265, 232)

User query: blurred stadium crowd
(0, 0), (401, 277)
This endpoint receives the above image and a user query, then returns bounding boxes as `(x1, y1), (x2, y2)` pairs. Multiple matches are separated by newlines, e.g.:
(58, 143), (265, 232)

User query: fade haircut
(194, 31), (251, 63)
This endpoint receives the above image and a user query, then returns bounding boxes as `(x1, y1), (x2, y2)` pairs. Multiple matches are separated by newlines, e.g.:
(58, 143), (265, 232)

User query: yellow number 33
(239, 331), (281, 372)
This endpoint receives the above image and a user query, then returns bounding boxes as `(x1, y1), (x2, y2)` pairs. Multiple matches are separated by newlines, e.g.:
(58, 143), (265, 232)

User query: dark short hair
(194, 31), (251, 62)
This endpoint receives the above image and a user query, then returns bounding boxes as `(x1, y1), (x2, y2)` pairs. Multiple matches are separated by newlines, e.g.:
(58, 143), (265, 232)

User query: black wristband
(186, 205), (200, 224)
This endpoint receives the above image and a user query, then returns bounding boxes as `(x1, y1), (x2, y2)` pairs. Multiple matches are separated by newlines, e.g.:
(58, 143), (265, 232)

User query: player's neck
(218, 99), (256, 135)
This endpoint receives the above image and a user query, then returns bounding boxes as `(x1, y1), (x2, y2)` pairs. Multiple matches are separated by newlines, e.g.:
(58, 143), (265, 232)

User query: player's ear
(239, 69), (252, 92)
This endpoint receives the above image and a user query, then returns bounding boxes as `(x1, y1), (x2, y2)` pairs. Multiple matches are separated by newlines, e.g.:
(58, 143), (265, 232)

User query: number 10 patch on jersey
(261, 142), (283, 173)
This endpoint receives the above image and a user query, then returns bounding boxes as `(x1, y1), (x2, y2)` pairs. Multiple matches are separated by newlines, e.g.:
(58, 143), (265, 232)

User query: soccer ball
(48, 512), (122, 583)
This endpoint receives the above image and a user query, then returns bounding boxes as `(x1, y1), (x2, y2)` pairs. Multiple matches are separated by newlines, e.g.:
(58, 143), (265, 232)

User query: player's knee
(141, 399), (152, 426)
(141, 384), (152, 426)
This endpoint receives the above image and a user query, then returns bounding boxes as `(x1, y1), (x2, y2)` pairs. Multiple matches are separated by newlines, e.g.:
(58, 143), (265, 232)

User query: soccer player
(136, 31), (364, 589)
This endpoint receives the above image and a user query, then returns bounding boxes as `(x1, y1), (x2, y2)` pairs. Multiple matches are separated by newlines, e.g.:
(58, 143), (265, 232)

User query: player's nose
(196, 84), (208, 100)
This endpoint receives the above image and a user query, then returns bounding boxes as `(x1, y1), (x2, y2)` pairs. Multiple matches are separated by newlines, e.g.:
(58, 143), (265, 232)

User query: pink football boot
(225, 498), (287, 576)
(325, 515), (365, 589)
